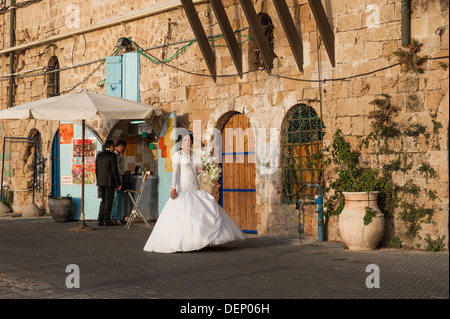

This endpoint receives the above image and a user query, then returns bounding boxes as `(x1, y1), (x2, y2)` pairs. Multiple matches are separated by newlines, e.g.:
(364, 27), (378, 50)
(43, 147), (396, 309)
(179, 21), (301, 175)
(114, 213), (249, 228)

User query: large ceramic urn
(48, 195), (75, 222)
(338, 191), (385, 250)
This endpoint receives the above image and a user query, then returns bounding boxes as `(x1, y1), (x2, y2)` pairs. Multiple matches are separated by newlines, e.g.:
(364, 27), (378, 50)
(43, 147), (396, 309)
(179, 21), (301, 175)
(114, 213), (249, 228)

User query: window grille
(280, 103), (325, 204)
(47, 57), (60, 97)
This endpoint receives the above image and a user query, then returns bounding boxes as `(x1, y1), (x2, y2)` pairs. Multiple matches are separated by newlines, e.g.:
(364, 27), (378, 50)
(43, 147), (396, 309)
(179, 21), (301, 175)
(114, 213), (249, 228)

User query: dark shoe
(98, 221), (104, 226)
(104, 221), (117, 226)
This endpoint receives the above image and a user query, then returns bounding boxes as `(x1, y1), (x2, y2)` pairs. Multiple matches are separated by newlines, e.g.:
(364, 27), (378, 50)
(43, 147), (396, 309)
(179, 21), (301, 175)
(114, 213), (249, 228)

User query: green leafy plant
(393, 39), (428, 73)
(417, 162), (437, 179)
(425, 235), (447, 252)
(389, 236), (403, 249)
(403, 123), (427, 137)
(321, 129), (390, 223)
(363, 207), (377, 226)
(369, 94), (401, 139)
(438, 62), (448, 71)
(399, 203), (434, 239)
(431, 119), (443, 134)
(426, 189), (440, 202)
(366, 94), (443, 249)
(1, 190), (13, 209)
(320, 91), (442, 248)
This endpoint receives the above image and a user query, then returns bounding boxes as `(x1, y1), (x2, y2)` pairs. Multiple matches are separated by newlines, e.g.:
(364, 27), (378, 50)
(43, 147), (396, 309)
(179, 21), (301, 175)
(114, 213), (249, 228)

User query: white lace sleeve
(170, 152), (180, 191)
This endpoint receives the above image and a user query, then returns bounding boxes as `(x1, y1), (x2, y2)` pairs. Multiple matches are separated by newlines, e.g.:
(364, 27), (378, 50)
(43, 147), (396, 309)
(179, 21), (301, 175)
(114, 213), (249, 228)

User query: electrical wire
(1, 2), (448, 85)
(0, 30), (448, 85)
(132, 39), (260, 78)
(0, 57), (106, 81)
(132, 37), (449, 82)
(0, 0), (41, 14)
(0, 66), (45, 78)
(59, 60), (105, 95)
(59, 47), (120, 94)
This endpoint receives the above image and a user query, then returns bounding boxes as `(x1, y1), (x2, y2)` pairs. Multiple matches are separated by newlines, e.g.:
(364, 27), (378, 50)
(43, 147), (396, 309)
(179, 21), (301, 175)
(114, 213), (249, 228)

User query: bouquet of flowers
(200, 144), (222, 190)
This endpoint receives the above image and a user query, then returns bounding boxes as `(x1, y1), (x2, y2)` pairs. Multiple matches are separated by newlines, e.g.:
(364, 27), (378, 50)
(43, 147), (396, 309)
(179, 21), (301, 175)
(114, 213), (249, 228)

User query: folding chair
(124, 173), (151, 229)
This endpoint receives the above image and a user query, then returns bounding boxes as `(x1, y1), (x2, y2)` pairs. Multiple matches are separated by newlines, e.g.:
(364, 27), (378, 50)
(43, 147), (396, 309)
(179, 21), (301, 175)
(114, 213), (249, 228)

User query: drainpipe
(308, 184), (325, 242)
(294, 184), (325, 242)
(401, 0), (411, 46)
(9, 0), (16, 107)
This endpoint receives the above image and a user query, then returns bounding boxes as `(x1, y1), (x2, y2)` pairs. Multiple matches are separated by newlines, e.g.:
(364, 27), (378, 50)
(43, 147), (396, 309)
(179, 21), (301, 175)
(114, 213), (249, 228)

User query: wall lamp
(116, 37), (134, 50)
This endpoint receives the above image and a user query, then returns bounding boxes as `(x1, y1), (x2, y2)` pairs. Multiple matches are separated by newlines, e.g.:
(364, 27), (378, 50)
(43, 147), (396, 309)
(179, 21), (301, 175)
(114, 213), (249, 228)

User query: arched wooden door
(221, 113), (257, 233)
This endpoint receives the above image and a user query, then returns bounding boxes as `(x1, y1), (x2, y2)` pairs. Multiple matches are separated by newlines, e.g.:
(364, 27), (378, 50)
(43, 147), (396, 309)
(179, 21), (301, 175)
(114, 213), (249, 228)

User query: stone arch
(206, 98), (258, 136)
(24, 128), (42, 190)
(47, 56), (60, 98)
(214, 111), (239, 132)
(106, 120), (130, 144)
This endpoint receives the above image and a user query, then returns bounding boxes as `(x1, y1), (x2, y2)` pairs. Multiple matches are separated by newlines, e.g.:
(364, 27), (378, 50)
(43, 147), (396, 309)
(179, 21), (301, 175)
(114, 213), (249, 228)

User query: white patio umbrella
(0, 89), (165, 231)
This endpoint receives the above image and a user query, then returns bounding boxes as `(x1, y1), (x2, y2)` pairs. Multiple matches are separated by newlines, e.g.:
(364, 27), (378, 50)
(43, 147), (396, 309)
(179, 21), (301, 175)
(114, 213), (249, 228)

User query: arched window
(26, 128), (44, 193)
(249, 12), (275, 70)
(280, 104), (325, 203)
(47, 56), (60, 97)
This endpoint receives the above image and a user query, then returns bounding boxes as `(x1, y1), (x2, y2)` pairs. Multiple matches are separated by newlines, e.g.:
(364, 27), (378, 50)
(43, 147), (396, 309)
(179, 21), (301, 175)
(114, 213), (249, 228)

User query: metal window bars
(47, 57), (60, 97)
(280, 104), (325, 204)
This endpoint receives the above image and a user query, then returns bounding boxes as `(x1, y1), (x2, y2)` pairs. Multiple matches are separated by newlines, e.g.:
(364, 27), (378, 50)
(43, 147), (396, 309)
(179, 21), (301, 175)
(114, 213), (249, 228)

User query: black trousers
(98, 186), (116, 223)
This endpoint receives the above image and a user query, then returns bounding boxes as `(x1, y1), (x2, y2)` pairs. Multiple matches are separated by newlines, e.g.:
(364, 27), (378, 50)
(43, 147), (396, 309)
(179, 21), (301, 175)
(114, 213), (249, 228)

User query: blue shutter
(105, 52), (140, 101)
(106, 56), (123, 97)
(122, 52), (140, 102)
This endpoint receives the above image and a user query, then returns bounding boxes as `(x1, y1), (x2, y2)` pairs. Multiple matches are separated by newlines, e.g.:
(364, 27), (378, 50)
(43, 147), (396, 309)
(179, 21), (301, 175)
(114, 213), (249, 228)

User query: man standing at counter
(96, 140), (122, 226)
(111, 139), (130, 224)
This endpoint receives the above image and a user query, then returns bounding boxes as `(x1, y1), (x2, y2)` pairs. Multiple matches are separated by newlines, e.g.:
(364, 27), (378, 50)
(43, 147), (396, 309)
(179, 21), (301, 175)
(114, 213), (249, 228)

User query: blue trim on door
(222, 151), (256, 155)
(51, 129), (60, 197)
(219, 162), (223, 207)
(222, 189), (256, 192)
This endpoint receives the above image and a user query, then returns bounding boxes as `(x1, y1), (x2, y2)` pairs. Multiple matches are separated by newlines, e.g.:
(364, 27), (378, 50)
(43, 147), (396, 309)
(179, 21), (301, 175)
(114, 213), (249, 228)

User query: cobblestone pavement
(0, 217), (448, 303)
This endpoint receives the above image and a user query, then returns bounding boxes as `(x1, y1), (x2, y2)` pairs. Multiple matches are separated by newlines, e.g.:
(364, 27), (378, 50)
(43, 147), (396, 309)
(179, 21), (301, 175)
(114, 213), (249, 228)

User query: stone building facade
(0, 0), (448, 249)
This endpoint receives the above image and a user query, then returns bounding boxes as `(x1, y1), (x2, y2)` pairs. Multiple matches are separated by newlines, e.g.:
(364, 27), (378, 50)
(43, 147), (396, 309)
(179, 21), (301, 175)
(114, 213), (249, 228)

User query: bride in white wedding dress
(143, 131), (245, 253)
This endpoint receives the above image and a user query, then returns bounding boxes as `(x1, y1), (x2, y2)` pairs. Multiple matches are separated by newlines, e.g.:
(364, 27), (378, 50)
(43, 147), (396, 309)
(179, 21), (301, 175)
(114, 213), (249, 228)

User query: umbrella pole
(81, 119), (86, 226)
(70, 119), (95, 232)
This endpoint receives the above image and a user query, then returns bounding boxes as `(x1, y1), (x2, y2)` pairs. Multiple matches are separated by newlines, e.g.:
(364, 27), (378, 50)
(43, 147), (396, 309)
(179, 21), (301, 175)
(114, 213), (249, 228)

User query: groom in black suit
(95, 140), (122, 226)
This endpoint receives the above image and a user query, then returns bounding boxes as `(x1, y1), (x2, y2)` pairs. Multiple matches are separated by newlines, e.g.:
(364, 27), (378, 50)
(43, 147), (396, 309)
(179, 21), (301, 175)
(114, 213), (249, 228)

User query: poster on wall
(59, 123), (74, 144)
(72, 138), (96, 184)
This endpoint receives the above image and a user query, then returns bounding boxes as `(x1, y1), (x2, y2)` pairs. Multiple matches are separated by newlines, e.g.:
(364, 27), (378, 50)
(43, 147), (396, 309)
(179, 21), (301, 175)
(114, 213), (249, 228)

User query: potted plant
(322, 129), (390, 250)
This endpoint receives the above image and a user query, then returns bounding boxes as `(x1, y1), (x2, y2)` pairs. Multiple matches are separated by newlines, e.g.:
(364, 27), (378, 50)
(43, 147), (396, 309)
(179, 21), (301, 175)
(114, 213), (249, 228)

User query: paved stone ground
(0, 217), (448, 304)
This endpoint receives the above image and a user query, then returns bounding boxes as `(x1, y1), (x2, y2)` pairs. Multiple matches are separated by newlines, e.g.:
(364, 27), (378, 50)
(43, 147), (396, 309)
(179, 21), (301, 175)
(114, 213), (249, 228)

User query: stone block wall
(0, 0), (448, 249)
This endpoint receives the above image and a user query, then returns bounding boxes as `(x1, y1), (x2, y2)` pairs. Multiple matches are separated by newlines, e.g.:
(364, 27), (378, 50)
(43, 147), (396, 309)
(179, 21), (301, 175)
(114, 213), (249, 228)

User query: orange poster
(59, 123), (73, 144)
